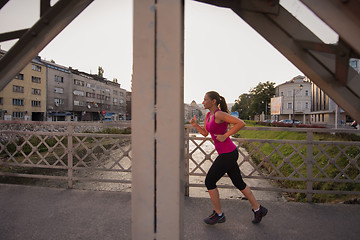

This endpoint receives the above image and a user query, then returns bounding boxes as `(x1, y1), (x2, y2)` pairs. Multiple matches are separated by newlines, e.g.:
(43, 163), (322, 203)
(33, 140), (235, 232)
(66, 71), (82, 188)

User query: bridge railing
(1, 121), (360, 202)
(185, 125), (360, 202)
(0, 120), (131, 190)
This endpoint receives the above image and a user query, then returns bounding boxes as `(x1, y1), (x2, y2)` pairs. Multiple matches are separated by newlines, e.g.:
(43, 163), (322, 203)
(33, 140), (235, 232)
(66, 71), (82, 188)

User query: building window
(15, 73), (24, 80)
(13, 98), (24, 106)
(119, 99), (124, 104)
(86, 82), (95, 89)
(86, 92), (95, 98)
(55, 75), (64, 83)
(74, 79), (85, 86)
(31, 100), (41, 107)
(32, 76), (41, 83)
(305, 102), (309, 109)
(113, 90), (118, 95)
(305, 90), (309, 96)
(120, 92), (124, 97)
(0, 97), (3, 105)
(73, 90), (84, 96)
(13, 112), (24, 119)
(322, 114), (325, 122)
(280, 92), (283, 96)
(97, 94), (105, 100)
(54, 87), (64, 94)
(287, 102), (292, 109)
(13, 85), (24, 93)
(74, 100), (85, 106)
(113, 98), (118, 103)
(54, 98), (65, 106)
(32, 64), (42, 72)
(105, 96), (110, 101)
(31, 88), (41, 95)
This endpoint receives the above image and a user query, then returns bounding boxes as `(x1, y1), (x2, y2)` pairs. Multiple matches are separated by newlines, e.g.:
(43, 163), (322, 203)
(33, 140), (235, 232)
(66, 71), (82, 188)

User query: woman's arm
(214, 111), (245, 142)
(190, 115), (209, 137)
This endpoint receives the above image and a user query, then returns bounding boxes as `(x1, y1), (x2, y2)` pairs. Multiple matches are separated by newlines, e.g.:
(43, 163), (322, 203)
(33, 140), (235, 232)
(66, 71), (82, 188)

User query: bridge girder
(196, 0), (360, 122)
(0, 0), (94, 91)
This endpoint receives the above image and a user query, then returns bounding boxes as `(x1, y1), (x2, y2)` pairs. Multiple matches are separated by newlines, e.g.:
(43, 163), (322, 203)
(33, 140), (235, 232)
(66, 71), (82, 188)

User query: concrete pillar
(132, 0), (184, 239)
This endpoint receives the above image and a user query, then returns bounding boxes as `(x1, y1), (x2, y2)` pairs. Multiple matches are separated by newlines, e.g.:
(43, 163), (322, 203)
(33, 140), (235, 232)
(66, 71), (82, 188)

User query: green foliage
(234, 129), (360, 203)
(100, 127), (131, 134)
(232, 81), (275, 119)
(232, 94), (252, 120)
(248, 81), (275, 116)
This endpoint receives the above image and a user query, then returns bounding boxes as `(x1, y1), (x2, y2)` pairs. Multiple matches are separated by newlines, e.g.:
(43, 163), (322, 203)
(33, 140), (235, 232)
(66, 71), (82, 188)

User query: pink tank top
(205, 109), (236, 154)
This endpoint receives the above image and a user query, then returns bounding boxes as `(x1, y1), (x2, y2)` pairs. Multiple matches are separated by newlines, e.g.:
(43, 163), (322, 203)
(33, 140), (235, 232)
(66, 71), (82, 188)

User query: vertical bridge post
(132, 0), (184, 239)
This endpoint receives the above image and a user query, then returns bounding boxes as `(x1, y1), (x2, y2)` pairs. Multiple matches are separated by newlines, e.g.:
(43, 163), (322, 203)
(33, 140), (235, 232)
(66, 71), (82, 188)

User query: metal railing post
(306, 131), (313, 202)
(67, 123), (73, 189)
(184, 127), (190, 197)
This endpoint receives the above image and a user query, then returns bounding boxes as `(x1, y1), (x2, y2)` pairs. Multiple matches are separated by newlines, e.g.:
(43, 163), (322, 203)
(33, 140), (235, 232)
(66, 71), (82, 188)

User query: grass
(234, 126), (360, 203)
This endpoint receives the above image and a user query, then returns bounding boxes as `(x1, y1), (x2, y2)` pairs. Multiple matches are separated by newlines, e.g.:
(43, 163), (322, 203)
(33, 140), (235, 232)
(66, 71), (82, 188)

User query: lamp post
(292, 84), (303, 125)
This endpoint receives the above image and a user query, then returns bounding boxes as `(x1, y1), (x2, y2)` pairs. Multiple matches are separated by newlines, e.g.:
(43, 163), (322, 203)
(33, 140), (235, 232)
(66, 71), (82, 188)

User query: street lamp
(293, 84), (303, 125)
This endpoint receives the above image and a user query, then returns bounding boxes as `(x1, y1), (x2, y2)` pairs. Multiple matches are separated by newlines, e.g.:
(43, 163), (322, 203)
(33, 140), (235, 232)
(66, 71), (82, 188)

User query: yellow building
(0, 50), (46, 121)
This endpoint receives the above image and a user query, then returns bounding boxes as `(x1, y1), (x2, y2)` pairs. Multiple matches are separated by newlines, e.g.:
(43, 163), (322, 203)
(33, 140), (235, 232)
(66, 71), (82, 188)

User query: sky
(0, 0), (338, 104)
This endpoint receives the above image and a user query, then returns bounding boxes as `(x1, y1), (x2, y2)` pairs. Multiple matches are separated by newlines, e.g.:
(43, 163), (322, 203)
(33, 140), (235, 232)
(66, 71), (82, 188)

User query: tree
(249, 81), (275, 117)
(232, 81), (275, 120)
(232, 93), (252, 120)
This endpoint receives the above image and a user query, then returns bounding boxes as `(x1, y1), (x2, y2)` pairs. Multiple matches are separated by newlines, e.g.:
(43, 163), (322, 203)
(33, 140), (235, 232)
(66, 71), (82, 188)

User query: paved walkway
(1, 184), (360, 240)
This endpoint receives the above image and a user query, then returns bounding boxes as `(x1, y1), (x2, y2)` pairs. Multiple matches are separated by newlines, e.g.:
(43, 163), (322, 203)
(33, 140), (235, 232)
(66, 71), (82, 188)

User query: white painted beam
(132, 0), (156, 239)
(156, 0), (184, 239)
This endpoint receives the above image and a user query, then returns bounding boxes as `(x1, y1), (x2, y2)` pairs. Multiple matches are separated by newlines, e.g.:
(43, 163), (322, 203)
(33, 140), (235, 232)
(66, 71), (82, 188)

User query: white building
(271, 75), (312, 124)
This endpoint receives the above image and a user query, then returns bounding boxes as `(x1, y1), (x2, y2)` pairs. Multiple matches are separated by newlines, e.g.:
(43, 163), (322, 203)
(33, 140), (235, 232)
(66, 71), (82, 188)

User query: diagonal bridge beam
(195, 0), (360, 123)
(0, 0), (94, 91)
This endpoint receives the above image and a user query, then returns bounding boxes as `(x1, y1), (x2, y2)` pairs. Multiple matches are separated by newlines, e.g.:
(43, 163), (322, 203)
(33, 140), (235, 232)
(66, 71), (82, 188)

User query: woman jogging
(190, 91), (268, 225)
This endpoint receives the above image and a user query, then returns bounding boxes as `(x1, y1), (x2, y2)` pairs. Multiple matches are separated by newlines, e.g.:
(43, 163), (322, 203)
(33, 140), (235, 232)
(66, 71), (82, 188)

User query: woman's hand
(215, 134), (227, 142)
(190, 115), (197, 127)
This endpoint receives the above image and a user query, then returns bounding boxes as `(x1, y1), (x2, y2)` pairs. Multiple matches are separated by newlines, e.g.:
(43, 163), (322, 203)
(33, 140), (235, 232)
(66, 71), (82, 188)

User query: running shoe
(252, 205), (268, 224)
(203, 210), (226, 225)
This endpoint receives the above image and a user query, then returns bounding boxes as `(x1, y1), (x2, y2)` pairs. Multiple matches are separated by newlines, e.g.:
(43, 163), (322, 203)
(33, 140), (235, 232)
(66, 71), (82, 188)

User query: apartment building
(126, 91), (132, 120)
(1, 48), (127, 121)
(272, 75), (312, 124)
(44, 60), (72, 121)
(310, 81), (346, 125)
(0, 49), (46, 121)
(69, 68), (127, 121)
(184, 100), (206, 122)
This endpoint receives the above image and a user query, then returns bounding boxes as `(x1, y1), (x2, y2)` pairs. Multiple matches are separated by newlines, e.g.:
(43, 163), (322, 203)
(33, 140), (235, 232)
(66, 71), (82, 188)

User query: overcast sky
(0, 0), (338, 104)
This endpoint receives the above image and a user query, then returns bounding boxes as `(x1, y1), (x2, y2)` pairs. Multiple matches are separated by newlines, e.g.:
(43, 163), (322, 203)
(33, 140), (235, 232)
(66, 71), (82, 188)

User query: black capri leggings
(205, 149), (247, 191)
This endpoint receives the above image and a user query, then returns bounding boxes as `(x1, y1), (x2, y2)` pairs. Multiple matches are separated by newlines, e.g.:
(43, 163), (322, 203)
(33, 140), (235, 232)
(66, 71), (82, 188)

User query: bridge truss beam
(196, 0), (360, 122)
(0, 0), (94, 91)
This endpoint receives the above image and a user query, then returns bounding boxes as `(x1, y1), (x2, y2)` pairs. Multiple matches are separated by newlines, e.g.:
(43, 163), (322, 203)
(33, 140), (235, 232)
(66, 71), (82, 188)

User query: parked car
(279, 119), (302, 124)
(279, 119), (293, 124)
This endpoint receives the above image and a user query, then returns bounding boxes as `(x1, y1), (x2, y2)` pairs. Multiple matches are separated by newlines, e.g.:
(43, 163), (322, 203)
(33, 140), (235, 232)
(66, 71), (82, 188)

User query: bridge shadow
(0, 184), (359, 240)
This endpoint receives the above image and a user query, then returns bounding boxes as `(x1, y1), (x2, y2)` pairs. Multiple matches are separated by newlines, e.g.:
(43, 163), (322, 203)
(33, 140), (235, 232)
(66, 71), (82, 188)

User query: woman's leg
(205, 154), (227, 214)
(226, 150), (260, 210)
(240, 186), (260, 210)
(208, 188), (222, 214)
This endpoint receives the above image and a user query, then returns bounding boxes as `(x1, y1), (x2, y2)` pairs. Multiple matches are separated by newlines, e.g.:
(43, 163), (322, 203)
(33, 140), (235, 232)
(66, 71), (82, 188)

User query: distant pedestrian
(190, 91), (268, 225)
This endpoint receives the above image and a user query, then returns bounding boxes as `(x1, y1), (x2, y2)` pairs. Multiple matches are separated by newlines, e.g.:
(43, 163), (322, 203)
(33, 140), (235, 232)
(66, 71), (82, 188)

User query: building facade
(272, 75), (312, 124)
(310, 82), (346, 125)
(0, 50), (46, 121)
(126, 91), (132, 120)
(45, 60), (72, 121)
(184, 100), (207, 123)
(0, 48), (127, 122)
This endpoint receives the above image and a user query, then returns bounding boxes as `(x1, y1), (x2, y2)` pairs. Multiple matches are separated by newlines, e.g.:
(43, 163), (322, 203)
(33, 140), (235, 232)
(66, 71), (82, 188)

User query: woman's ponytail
(219, 96), (229, 113)
(206, 91), (229, 113)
